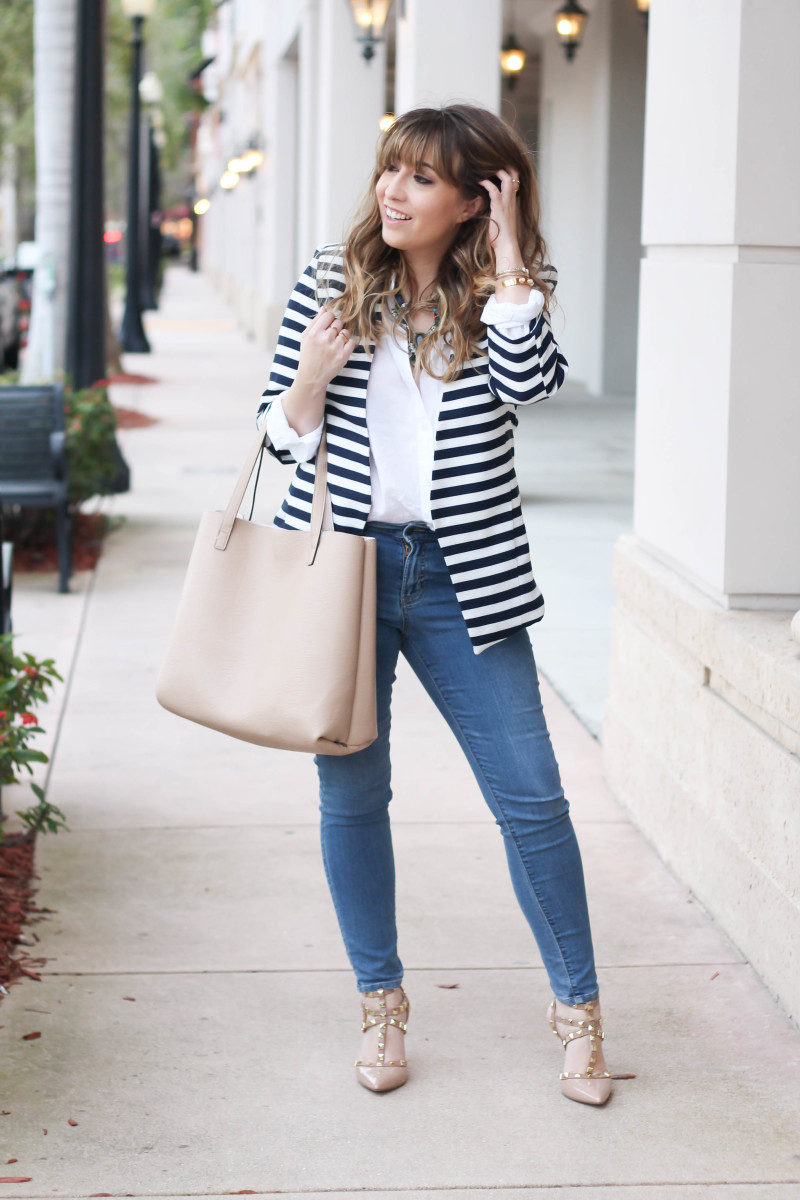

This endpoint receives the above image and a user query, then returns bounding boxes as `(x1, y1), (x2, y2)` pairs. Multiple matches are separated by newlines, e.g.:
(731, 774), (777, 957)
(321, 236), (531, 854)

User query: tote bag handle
(213, 418), (330, 566)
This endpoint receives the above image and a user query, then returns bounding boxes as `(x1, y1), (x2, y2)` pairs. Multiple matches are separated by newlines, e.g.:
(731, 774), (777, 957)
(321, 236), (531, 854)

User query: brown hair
(318, 102), (554, 381)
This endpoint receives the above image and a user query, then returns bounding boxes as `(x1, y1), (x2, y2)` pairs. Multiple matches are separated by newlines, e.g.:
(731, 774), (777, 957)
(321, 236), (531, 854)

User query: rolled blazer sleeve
(256, 247), (323, 464)
(481, 263), (569, 406)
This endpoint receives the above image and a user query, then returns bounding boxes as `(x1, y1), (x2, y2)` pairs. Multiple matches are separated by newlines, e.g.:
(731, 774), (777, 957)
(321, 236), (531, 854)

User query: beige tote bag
(155, 422), (378, 755)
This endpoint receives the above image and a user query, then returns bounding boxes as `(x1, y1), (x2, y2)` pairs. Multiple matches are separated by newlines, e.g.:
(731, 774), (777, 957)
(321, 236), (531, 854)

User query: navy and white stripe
(257, 244), (568, 654)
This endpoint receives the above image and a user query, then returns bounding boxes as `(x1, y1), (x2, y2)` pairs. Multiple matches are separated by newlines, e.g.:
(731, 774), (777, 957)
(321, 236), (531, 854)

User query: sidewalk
(2, 265), (799, 1198)
(515, 383), (635, 739)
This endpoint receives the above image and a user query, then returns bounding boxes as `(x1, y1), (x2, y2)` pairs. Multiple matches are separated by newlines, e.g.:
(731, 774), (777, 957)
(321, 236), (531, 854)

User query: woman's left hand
(479, 166), (523, 271)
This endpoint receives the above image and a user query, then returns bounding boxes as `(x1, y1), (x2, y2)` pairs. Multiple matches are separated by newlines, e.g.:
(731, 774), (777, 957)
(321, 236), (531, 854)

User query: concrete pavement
(2, 265), (799, 1198)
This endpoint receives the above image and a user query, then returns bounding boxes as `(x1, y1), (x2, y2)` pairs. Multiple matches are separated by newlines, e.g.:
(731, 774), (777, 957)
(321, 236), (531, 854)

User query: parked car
(0, 268), (20, 370)
(0, 265), (33, 372)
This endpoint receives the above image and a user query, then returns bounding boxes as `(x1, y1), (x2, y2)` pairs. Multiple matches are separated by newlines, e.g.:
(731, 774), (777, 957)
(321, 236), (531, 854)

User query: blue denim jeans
(313, 520), (600, 1005)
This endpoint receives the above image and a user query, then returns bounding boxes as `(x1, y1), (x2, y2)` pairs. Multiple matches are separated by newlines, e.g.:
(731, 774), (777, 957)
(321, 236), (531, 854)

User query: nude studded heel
(547, 996), (613, 1106)
(355, 986), (410, 1093)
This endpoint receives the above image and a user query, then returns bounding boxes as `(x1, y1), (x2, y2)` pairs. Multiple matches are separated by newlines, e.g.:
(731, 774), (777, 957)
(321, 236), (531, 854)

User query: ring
(337, 328), (349, 340)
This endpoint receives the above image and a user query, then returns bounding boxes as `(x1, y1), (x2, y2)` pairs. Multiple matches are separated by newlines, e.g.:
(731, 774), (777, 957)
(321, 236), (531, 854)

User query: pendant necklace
(389, 292), (440, 368)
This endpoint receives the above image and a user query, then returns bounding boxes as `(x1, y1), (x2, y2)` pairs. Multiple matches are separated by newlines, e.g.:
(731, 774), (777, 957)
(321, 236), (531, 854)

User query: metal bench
(0, 384), (72, 593)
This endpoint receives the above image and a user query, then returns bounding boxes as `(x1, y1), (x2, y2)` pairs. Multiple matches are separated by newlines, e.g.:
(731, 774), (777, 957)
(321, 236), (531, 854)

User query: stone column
(603, 0), (800, 1021)
(395, 0), (502, 114)
(311, 0), (385, 251)
(632, 0), (800, 605)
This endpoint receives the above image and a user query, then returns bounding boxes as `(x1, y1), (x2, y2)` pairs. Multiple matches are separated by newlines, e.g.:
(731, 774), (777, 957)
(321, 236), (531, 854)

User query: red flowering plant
(0, 633), (67, 843)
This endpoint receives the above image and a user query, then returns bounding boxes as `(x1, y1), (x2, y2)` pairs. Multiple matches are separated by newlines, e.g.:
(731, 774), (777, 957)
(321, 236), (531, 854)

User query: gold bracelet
(498, 275), (533, 289)
(495, 268), (531, 280)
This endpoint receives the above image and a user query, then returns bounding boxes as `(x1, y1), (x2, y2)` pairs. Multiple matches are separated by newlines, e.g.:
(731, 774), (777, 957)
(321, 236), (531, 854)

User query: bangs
(377, 114), (460, 186)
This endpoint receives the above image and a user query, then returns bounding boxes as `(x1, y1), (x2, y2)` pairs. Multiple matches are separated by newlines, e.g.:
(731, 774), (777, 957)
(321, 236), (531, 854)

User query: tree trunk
(105, 280), (123, 376)
(0, 139), (18, 265)
(20, 0), (77, 383)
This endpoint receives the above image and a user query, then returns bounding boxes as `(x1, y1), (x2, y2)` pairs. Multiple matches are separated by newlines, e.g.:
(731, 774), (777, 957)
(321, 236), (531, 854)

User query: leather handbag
(155, 420), (378, 755)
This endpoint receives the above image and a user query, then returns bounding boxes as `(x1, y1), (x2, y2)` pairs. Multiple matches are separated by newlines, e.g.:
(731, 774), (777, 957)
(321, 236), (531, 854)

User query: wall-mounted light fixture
(500, 34), (526, 90)
(635, 0), (650, 30)
(348, 0), (391, 62)
(379, 113), (395, 132)
(219, 170), (239, 190)
(193, 198), (210, 216)
(555, 0), (589, 62)
(227, 149), (263, 174)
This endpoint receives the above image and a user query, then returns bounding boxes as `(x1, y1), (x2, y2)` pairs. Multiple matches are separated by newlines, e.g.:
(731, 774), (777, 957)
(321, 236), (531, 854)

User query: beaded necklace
(389, 292), (440, 368)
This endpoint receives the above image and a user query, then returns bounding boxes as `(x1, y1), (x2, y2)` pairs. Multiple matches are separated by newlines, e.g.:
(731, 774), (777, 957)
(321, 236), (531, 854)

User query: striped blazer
(257, 244), (569, 654)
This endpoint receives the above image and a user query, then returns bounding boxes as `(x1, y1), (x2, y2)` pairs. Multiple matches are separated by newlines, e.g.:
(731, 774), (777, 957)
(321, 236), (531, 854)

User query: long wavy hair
(318, 103), (554, 382)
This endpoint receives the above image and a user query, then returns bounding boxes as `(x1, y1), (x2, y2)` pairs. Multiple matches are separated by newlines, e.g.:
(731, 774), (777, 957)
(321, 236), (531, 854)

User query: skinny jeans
(313, 520), (600, 1005)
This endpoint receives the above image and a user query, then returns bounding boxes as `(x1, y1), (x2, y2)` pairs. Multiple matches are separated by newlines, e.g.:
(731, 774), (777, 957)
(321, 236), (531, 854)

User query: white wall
(395, 0), (502, 113)
(200, 0), (392, 345)
(313, 0), (385, 253)
(539, 0), (645, 396)
(539, 0), (611, 394)
(601, 0), (646, 394)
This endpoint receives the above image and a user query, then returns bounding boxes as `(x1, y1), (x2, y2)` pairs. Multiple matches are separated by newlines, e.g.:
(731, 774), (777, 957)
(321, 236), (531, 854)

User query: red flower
(21, 712), (38, 726)
(24, 666), (38, 677)
(0, 711), (5, 720)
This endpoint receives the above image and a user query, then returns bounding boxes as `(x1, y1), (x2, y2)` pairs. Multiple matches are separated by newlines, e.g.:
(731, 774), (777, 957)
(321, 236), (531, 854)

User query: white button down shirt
(263, 287), (545, 529)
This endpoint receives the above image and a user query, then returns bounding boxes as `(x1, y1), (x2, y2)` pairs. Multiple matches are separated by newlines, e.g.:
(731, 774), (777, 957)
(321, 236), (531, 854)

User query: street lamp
(348, 0), (391, 62)
(555, 0), (589, 62)
(119, 0), (156, 352)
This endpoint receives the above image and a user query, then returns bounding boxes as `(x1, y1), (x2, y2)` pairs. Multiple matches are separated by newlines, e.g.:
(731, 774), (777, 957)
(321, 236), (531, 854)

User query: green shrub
(64, 381), (120, 507)
(0, 633), (66, 841)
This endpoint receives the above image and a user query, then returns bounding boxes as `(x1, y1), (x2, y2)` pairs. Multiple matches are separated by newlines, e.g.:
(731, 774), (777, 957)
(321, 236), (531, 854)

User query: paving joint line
(52, 819), (631, 832)
(10, 1181), (800, 1198)
(42, 561), (100, 799)
(37, 961), (748, 977)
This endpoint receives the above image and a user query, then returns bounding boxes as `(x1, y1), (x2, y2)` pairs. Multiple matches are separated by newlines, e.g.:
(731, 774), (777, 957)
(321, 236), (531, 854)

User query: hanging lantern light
(555, 0), (589, 62)
(500, 34), (526, 90)
(348, 0), (391, 62)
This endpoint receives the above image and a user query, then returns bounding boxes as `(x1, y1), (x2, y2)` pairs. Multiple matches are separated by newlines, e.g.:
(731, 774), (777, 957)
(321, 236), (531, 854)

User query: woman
(256, 103), (613, 1107)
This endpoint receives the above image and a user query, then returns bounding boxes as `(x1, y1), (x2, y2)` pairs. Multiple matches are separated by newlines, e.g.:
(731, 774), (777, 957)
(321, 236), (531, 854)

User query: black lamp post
(119, 0), (156, 353)
(66, 0), (107, 388)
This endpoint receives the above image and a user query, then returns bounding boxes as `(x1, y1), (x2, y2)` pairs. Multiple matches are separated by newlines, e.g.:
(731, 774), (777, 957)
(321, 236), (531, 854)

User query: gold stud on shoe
(547, 996), (613, 1106)
(355, 986), (411, 1093)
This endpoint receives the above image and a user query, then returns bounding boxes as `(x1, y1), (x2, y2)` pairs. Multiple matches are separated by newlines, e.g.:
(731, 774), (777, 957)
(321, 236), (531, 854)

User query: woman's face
(375, 153), (482, 260)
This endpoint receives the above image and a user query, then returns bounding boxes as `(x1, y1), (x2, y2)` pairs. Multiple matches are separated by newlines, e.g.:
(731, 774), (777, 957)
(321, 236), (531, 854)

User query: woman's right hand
(296, 309), (359, 392)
